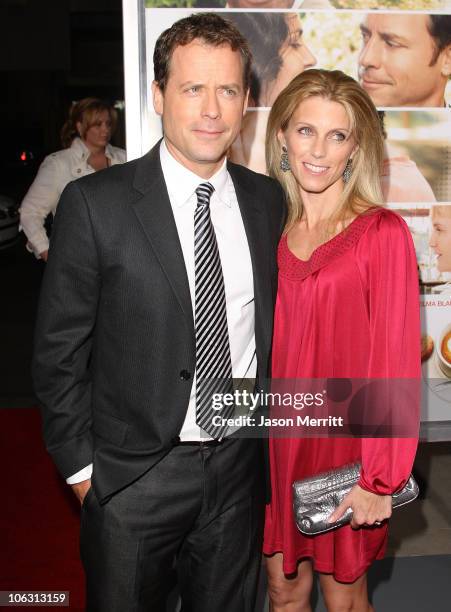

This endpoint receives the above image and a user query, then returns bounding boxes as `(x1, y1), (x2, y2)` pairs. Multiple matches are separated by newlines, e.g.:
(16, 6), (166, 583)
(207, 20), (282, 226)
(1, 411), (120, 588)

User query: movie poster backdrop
(123, 1), (451, 433)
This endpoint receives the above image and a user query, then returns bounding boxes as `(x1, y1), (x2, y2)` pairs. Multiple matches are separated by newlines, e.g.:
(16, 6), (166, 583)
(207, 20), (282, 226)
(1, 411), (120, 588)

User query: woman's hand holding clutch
(327, 484), (392, 529)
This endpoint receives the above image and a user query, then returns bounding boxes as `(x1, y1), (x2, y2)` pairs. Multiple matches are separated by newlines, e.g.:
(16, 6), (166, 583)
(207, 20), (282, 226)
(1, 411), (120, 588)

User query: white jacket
(19, 137), (126, 257)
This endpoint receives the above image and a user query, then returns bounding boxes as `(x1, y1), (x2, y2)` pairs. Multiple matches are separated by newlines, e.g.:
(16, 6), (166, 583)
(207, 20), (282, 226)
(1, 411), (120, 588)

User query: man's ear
(243, 88), (250, 116)
(152, 81), (164, 116)
(440, 44), (451, 79)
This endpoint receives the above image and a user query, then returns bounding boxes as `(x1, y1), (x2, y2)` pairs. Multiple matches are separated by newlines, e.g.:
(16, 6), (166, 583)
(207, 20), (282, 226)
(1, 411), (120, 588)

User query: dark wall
(0, 0), (124, 200)
(0, 0), (70, 71)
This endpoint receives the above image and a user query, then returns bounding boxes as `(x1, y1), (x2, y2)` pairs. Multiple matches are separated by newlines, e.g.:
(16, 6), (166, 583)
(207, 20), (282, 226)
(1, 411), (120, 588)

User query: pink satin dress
(263, 207), (421, 582)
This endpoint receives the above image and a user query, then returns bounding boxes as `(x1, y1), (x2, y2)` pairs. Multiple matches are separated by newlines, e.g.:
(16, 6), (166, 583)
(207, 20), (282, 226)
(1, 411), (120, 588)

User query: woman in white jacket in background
(20, 97), (126, 260)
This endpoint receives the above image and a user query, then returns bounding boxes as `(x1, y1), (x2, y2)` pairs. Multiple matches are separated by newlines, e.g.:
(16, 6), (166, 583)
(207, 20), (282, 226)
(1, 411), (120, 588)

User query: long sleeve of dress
(357, 211), (421, 495)
(19, 154), (61, 257)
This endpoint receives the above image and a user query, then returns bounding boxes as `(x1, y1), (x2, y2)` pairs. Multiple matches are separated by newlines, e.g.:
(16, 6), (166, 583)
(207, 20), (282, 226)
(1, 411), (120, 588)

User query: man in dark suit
(33, 13), (285, 612)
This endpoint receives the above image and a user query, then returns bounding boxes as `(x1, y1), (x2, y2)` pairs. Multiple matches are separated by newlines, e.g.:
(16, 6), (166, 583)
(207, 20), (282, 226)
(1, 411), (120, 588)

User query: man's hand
(71, 478), (92, 506)
(40, 250), (49, 262)
(328, 484), (392, 528)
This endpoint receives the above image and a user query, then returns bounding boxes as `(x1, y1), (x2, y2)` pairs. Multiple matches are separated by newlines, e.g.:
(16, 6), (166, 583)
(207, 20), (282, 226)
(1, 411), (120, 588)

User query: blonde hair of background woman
(60, 97), (118, 149)
(266, 69), (385, 233)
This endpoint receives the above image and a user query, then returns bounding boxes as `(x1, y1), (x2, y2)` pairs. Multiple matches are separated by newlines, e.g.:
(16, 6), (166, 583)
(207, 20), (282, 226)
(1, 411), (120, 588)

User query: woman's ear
(76, 121), (83, 138)
(351, 143), (359, 159)
(277, 129), (286, 149)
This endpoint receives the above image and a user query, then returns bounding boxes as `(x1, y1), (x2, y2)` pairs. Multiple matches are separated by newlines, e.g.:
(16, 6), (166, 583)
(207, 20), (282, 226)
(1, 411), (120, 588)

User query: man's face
(358, 14), (448, 107)
(152, 40), (248, 178)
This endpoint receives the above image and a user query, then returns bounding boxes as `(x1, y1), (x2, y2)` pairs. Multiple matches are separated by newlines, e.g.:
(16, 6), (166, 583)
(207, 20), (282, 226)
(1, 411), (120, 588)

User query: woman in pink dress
(263, 69), (421, 611)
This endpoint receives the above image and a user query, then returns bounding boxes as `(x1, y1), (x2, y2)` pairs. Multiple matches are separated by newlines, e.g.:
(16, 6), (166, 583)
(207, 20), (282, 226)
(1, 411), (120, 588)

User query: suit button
(180, 370), (191, 380)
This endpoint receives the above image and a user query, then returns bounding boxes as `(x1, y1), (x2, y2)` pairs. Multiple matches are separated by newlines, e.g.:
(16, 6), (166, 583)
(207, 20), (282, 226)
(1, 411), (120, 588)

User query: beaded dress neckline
(279, 208), (383, 281)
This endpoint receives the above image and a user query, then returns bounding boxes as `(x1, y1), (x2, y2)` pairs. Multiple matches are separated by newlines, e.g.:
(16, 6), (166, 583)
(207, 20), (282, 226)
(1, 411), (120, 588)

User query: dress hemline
(262, 543), (386, 583)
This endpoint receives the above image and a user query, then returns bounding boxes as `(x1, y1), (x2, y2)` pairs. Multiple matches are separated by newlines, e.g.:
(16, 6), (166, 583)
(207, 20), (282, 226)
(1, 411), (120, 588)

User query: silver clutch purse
(293, 462), (419, 535)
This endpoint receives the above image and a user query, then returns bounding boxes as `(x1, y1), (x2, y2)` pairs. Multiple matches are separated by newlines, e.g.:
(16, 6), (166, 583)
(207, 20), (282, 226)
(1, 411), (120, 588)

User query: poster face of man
(358, 14), (451, 107)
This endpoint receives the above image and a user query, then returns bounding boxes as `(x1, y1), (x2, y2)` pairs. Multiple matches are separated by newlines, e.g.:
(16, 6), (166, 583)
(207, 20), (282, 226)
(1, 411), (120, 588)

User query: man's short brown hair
(153, 13), (252, 93)
(428, 15), (451, 65)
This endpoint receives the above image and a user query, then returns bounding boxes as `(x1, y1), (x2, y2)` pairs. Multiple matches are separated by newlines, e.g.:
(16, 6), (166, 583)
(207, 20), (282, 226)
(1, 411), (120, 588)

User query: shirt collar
(70, 137), (90, 159)
(160, 139), (231, 208)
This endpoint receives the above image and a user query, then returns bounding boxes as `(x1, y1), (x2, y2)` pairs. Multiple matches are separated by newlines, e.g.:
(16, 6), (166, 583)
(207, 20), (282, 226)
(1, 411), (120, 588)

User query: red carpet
(0, 408), (85, 610)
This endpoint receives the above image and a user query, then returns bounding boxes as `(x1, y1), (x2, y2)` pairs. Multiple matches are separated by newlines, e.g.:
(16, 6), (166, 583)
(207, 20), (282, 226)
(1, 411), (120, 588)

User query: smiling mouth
(303, 162), (329, 175)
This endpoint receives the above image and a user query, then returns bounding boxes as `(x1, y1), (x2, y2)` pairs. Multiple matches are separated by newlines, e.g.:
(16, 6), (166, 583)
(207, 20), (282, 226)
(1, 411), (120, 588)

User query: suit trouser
(80, 437), (265, 612)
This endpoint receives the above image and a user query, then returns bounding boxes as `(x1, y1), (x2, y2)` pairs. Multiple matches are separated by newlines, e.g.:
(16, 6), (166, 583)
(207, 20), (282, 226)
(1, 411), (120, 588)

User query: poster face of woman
(225, 13), (317, 108)
(430, 206), (451, 274)
(389, 204), (451, 287)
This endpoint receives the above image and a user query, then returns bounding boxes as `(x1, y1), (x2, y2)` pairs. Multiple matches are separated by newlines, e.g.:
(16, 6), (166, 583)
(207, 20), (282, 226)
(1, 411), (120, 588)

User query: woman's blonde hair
(60, 98), (117, 148)
(265, 69), (384, 232)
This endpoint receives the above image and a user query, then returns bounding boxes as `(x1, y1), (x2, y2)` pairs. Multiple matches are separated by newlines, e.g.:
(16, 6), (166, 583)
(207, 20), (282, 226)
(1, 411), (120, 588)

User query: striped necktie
(194, 182), (234, 440)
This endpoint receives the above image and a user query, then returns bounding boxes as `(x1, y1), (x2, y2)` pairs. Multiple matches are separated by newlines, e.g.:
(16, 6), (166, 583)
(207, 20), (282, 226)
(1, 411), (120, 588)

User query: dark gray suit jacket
(33, 142), (286, 503)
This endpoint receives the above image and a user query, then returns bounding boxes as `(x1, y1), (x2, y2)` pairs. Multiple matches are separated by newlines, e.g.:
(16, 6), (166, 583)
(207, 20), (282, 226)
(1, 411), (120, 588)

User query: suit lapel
(130, 148), (273, 356)
(228, 162), (273, 359)
(132, 143), (194, 329)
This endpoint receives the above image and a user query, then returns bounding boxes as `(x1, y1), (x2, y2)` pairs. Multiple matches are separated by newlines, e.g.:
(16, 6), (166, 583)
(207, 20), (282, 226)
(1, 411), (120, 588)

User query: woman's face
(430, 209), (451, 273)
(264, 14), (316, 106)
(279, 96), (357, 196)
(80, 110), (112, 150)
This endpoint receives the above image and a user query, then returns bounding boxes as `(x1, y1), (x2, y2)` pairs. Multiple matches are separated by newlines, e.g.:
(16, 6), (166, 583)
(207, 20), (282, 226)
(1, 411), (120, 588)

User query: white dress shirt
(67, 140), (256, 483)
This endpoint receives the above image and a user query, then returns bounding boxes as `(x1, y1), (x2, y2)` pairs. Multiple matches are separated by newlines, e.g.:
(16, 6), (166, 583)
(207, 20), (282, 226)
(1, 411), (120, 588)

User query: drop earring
(280, 145), (290, 172)
(343, 158), (353, 183)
